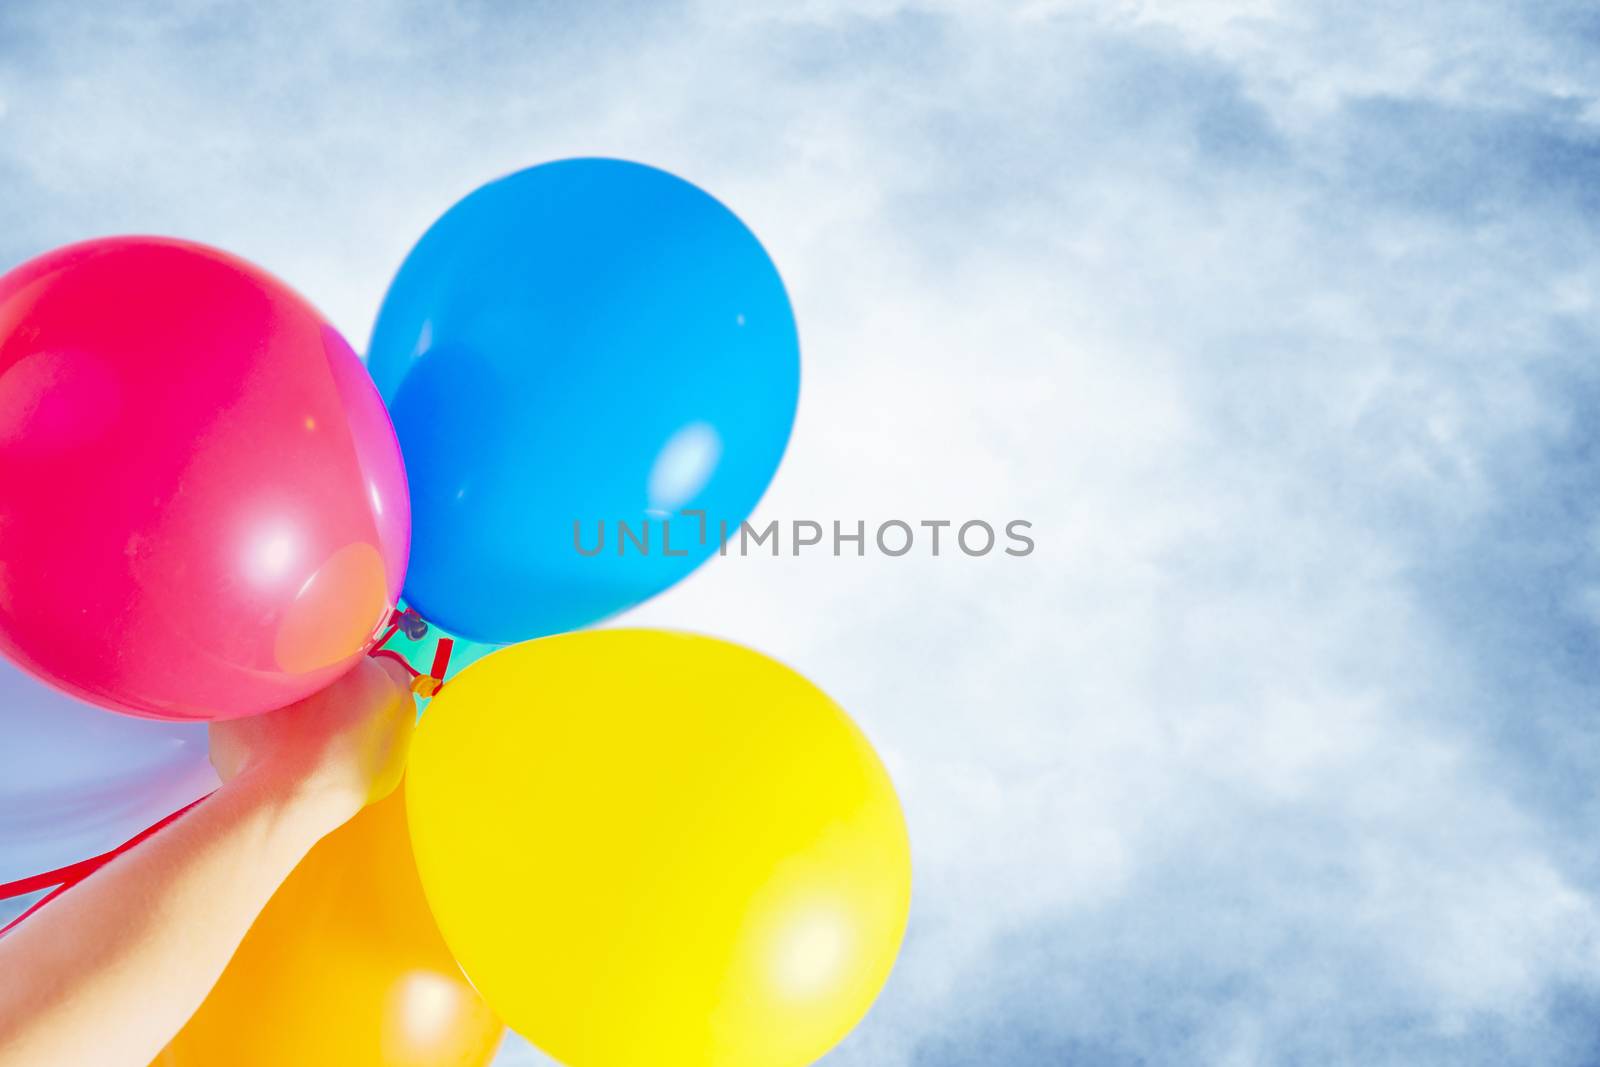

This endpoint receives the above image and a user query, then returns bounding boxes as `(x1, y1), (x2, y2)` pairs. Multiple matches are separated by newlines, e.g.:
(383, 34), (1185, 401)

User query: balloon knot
(398, 608), (429, 640)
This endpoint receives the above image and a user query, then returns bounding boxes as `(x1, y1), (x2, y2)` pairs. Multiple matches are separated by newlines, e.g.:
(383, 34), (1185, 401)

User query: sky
(5, 1), (1600, 1063)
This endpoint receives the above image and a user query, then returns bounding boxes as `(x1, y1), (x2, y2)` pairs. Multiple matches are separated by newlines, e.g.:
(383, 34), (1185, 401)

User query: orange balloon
(153, 789), (503, 1067)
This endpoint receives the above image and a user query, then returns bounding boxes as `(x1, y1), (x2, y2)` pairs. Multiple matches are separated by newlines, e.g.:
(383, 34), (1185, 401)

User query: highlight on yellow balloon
(405, 629), (912, 1067)
(153, 788), (504, 1067)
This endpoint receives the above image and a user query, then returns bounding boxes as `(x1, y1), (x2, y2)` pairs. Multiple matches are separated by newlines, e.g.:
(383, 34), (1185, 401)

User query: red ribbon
(0, 792), (213, 937)
(0, 606), (452, 935)
(371, 609), (454, 695)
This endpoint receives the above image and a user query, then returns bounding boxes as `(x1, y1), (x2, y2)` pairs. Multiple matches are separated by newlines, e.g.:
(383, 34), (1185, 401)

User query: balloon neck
(398, 608), (429, 640)
(370, 609), (454, 697)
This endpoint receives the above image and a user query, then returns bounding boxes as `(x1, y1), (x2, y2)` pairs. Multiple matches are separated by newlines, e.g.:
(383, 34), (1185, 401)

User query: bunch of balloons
(0, 158), (911, 1066)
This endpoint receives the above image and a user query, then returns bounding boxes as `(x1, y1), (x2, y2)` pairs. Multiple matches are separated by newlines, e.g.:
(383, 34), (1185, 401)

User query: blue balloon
(367, 159), (800, 643)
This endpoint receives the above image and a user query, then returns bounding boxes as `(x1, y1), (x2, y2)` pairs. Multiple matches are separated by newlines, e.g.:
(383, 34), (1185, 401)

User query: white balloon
(0, 658), (217, 892)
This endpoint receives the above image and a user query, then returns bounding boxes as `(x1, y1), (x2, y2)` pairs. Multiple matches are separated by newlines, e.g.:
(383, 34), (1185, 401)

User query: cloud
(6, 1), (1600, 1064)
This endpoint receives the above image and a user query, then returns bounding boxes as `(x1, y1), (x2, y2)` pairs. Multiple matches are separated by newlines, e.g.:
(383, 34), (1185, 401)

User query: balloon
(153, 789), (504, 1067)
(406, 630), (911, 1067)
(366, 159), (799, 644)
(0, 657), (214, 907)
(0, 238), (410, 720)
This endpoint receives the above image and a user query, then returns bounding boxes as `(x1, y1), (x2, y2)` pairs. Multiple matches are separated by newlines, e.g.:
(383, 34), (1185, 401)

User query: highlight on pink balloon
(0, 237), (410, 721)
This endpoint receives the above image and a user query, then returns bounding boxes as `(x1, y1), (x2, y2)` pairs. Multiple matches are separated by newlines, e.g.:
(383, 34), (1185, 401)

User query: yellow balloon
(406, 629), (911, 1067)
(153, 789), (504, 1067)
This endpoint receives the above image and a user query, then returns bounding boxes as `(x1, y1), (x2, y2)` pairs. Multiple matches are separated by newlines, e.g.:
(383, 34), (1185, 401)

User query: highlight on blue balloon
(366, 158), (800, 645)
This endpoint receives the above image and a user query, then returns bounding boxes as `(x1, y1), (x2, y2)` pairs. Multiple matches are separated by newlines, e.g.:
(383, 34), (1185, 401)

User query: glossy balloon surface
(0, 657), (214, 898)
(367, 159), (798, 644)
(154, 789), (504, 1067)
(0, 238), (410, 720)
(406, 630), (911, 1067)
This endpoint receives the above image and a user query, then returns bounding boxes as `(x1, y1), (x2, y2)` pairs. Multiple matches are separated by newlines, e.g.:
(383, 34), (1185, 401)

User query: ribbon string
(0, 606), (452, 933)
(0, 792), (213, 936)
(371, 608), (454, 697)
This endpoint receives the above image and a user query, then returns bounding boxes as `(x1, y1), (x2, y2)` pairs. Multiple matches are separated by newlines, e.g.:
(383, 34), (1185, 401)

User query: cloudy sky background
(6, 1), (1600, 1063)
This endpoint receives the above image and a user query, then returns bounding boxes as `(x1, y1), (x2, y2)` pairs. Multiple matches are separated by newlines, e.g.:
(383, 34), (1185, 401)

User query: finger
(372, 653), (415, 692)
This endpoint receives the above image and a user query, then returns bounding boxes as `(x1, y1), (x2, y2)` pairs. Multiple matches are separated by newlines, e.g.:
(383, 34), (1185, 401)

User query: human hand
(209, 657), (415, 824)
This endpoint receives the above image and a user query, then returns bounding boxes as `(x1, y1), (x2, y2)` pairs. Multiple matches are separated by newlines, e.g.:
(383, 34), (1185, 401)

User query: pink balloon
(0, 238), (409, 721)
